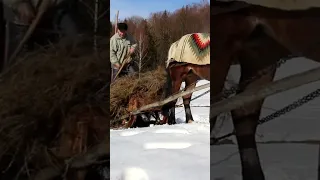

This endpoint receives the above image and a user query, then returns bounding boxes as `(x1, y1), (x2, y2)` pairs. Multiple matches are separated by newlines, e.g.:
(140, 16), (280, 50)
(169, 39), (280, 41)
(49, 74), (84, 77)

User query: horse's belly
(265, 18), (320, 54)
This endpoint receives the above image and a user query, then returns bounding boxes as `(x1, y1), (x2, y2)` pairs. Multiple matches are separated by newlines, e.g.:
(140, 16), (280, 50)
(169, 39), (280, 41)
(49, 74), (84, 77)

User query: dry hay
(0, 44), (109, 179)
(110, 67), (166, 127)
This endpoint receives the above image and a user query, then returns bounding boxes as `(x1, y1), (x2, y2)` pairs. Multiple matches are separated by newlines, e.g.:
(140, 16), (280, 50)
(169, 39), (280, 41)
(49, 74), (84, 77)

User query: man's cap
(117, 23), (128, 31)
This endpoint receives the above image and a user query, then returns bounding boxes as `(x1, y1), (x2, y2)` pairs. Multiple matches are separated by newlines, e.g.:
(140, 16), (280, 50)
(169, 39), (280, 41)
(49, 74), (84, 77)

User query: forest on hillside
(110, 1), (210, 71)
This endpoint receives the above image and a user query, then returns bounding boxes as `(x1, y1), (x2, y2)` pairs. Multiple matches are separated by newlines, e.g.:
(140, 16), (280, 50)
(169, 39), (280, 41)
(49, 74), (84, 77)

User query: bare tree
(94, 0), (99, 54)
(137, 31), (148, 77)
(78, 0), (110, 50)
(116, 1), (210, 70)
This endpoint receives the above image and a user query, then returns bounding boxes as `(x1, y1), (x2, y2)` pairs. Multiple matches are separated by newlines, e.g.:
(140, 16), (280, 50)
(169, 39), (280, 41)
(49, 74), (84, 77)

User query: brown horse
(161, 33), (210, 125)
(162, 62), (210, 124)
(211, 1), (320, 180)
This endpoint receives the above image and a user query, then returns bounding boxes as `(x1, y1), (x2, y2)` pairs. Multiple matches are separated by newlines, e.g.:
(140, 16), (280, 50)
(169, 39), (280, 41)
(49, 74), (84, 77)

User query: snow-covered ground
(110, 80), (210, 180)
(110, 58), (320, 180)
(212, 58), (320, 180)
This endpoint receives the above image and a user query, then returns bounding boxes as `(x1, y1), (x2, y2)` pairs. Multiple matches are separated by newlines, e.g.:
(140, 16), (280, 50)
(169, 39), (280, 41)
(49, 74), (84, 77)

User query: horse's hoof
(187, 120), (194, 123)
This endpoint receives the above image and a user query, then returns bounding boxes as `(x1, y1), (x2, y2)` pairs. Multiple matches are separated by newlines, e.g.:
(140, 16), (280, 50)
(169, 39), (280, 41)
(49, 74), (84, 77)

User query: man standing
(110, 22), (138, 81)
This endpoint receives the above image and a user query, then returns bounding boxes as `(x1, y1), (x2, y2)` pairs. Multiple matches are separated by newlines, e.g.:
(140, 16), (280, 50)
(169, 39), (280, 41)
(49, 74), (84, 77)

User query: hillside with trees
(110, 0), (210, 71)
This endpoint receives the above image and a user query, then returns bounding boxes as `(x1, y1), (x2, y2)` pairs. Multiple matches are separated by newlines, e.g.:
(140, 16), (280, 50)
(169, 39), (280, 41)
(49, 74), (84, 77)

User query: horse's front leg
(167, 70), (183, 125)
(232, 65), (276, 180)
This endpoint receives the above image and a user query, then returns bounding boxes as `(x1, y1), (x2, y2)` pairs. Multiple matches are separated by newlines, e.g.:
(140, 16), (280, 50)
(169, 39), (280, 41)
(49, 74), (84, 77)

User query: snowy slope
(110, 58), (320, 180)
(110, 80), (210, 180)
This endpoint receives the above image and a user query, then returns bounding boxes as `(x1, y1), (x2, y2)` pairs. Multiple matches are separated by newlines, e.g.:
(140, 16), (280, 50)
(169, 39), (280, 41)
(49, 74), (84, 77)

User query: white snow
(110, 80), (210, 180)
(110, 58), (320, 180)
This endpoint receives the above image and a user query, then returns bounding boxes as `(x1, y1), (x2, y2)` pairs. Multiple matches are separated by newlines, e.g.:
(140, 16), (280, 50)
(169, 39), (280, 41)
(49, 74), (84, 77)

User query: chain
(220, 58), (288, 99)
(211, 83), (320, 145)
(258, 88), (320, 124)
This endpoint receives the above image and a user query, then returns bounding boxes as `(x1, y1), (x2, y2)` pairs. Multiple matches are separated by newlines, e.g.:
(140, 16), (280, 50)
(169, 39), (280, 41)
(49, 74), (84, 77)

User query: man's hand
(114, 63), (121, 69)
(16, 2), (35, 24)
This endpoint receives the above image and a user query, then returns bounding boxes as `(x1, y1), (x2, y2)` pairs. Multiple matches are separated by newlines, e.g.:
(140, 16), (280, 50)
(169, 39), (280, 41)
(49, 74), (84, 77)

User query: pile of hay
(0, 45), (109, 179)
(110, 67), (166, 123)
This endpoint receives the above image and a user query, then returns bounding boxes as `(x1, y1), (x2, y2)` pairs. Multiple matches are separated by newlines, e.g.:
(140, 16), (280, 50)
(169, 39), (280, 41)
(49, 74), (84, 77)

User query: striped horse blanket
(166, 33), (210, 67)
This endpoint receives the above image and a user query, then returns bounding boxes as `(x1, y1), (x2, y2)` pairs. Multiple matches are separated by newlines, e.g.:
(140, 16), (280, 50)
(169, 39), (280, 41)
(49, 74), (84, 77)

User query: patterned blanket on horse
(166, 33), (210, 67)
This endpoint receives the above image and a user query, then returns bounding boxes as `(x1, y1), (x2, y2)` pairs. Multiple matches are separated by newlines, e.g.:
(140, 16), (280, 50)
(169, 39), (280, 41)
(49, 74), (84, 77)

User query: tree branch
(8, 0), (51, 63)
(98, 10), (108, 20)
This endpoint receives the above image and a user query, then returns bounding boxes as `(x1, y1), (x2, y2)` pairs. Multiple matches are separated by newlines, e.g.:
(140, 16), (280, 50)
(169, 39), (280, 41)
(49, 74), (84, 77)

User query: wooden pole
(8, 0), (51, 63)
(111, 83), (210, 123)
(114, 10), (119, 34)
(210, 66), (320, 117)
(111, 10), (119, 80)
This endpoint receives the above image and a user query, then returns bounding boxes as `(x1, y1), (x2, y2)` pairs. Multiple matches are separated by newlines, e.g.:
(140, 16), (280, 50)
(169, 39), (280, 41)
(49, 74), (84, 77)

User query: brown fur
(162, 62), (210, 125)
(212, 1), (320, 180)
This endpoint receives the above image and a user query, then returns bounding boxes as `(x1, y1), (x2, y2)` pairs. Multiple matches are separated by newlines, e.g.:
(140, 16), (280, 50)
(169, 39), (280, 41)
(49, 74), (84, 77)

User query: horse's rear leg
(183, 75), (197, 123)
(168, 71), (183, 125)
(162, 65), (183, 125)
(232, 65), (276, 180)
